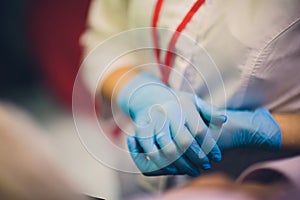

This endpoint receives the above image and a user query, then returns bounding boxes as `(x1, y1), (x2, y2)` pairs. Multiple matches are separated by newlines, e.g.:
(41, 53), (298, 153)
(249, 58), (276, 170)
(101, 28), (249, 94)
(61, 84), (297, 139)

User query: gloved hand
(195, 97), (282, 150)
(117, 73), (227, 176)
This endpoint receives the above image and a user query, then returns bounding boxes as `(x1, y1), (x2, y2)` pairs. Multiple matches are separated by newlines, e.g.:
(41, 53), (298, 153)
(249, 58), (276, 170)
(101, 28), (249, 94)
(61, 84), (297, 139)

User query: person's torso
(128, 0), (300, 112)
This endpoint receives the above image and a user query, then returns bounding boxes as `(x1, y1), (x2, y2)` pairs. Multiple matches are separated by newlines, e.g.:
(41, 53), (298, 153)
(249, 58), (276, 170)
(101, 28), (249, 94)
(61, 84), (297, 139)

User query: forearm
(100, 66), (140, 101)
(272, 113), (300, 150)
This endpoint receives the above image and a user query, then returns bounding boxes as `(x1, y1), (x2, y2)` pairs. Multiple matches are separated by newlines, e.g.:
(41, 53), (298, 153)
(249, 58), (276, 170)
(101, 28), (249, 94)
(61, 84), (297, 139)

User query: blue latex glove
(195, 97), (282, 150)
(117, 73), (227, 176)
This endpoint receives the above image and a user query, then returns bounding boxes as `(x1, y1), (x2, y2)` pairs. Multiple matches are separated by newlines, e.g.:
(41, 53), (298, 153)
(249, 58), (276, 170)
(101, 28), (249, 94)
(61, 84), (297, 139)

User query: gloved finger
(127, 136), (169, 175)
(195, 125), (222, 162)
(155, 122), (200, 176)
(134, 125), (179, 175)
(133, 107), (183, 175)
(195, 97), (227, 126)
(185, 115), (222, 162)
(170, 123), (211, 171)
(163, 99), (214, 168)
(176, 97), (222, 162)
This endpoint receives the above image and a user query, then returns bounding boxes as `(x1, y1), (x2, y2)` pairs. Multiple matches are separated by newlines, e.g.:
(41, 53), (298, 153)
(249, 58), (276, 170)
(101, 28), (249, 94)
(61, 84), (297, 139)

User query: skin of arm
(273, 114), (300, 150)
(101, 67), (300, 151)
(100, 66), (140, 102)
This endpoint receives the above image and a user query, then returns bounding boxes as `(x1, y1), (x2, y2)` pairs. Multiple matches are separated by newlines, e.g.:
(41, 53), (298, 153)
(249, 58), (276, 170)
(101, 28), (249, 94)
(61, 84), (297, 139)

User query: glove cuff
(253, 108), (282, 150)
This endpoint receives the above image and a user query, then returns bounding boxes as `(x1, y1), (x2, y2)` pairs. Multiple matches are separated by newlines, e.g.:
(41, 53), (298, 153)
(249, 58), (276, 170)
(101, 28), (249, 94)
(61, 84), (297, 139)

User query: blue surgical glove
(195, 97), (282, 150)
(117, 73), (226, 176)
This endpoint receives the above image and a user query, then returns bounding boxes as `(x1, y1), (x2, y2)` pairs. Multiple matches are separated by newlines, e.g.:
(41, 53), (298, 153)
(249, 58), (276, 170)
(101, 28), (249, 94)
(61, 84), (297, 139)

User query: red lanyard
(152, 0), (206, 84)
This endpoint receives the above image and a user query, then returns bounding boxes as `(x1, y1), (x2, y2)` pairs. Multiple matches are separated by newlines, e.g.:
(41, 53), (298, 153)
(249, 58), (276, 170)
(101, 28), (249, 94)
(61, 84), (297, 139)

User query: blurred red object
(26, 0), (91, 110)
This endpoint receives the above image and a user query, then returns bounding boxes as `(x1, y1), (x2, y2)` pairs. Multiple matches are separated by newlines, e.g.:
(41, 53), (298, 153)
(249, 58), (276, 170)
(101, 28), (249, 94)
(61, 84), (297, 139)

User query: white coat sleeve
(80, 0), (146, 119)
(80, 0), (141, 93)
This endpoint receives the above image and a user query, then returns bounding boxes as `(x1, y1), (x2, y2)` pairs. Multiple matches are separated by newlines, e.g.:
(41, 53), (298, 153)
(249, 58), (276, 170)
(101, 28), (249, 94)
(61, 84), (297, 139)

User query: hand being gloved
(194, 98), (282, 151)
(117, 73), (227, 176)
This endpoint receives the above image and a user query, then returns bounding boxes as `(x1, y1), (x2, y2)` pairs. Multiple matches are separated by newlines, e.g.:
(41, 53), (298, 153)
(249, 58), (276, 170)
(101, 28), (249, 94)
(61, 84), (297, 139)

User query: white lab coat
(81, 0), (300, 113)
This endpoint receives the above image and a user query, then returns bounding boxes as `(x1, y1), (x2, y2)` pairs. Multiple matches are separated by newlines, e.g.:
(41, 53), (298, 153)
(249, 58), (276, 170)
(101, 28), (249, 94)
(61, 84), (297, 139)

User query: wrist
(252, 108), (282, 150)
(101, 66), (139, 101)
(117, 73), (165, 115)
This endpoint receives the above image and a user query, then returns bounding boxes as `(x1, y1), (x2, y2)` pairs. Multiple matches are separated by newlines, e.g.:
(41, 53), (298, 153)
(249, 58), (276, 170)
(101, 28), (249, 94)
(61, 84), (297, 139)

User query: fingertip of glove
(212, 153), (222, 162)
(202, 163), (211, 170)
(211, 114), (227, 125)
(221, 115), (227, 122)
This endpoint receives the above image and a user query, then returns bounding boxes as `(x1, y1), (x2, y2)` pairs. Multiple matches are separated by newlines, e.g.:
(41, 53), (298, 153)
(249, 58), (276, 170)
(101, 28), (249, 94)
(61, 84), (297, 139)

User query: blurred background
(0, 0), (120, 199)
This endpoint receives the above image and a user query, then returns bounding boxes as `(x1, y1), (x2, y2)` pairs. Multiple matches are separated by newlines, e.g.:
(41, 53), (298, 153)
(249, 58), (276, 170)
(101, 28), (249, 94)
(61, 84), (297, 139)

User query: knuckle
(178, 135), (193, 149)
(164, 144), (177, 157)
(195, 126), (207, 138)
(197, 150), (207, 159)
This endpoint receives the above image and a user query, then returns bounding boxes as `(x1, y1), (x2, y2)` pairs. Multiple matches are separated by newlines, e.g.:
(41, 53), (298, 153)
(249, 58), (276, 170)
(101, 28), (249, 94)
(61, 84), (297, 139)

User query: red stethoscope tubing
(152, 0), (206, 84)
